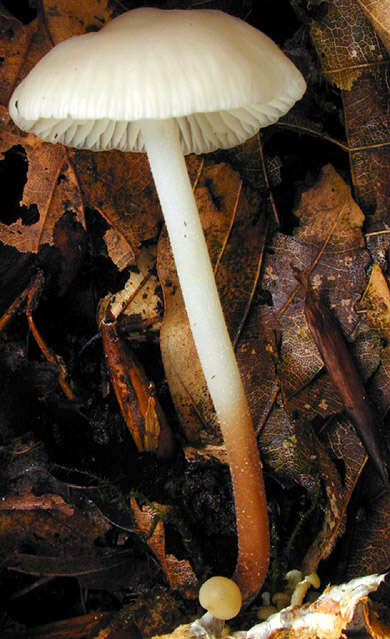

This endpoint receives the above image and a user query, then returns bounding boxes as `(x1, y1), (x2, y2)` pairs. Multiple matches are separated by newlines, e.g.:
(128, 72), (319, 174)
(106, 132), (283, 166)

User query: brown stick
(0, 272), (43, 332)
(25, 272), (77, 402)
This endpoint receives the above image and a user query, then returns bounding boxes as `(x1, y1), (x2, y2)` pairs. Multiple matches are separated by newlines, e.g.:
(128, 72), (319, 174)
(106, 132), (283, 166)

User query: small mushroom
(199, 576), (242, 621)
(9, 8), (306, 602)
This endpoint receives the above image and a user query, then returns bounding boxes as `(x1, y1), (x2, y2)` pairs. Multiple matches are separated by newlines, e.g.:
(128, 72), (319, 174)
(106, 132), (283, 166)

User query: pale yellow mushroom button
(199, 577), (242, 621)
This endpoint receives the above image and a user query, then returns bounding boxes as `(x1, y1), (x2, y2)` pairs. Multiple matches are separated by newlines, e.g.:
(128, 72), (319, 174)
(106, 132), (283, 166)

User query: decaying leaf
(264, 164), (369, 409)
(0, 110), (86, 255)
(0, 612), (112, 639)
(0, 465), (110, 564)
(359, 263), (390, 340)
(100, 246), (163, 340)
(0, 11), (86, 255)
(42, 0), (112, 44)
(104, 227), (135, 272)
(369, 343), (390, 419)
(310, 0), (388, 90)
(356, 264), (390, 421)
(99, 312), (174, 458)
(298, 272), (386, 482)
(261, 164), (389, 575)
(346, 491), (390, 579)
(71, 148), (162, 258)
(259, 407), (321, 492)
(0, 6), (162, 262)
(258, 405), (356, 575)
(357, 0), (390, 52)
(130, 497), (198, 595)
(0, 10), (35, 103)
(310, 0), (390, 228)
(301, 414), (367, 575)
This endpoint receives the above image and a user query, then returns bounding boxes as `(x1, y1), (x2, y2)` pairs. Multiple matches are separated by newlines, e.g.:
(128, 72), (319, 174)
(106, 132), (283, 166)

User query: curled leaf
(297, 270), (387, 484)
(99, 313), (174, 458)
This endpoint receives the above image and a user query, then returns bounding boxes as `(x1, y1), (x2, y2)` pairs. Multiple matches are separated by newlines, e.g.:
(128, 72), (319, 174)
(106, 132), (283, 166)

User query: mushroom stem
(141, 118), (270, 603)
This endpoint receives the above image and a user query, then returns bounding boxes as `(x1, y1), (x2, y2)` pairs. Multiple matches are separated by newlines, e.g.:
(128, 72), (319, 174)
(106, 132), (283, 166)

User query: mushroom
(9, 7), (306, 602)
(199, 576), (242, 621)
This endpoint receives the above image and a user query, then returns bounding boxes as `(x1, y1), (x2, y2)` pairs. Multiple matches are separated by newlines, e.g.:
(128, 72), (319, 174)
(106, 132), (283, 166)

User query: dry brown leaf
(0, 127), (85, 254)
(357, 265), (390, 418)
(264, 165), (369, 408)
(0, 6), (162, 261)
(358, 0), (390, 52)
(130, 497), (198, 595)
(42, 0), (112, 44)
(293, 164), (365, 251)
(72, 149), (162, 258)
(0, 612), (112, 639)
(342, 72), (390, 227)
(359, 263), (390, 340)
(302, 415), (367, 574)
(271, 165), (373, 390)
(259, 407), (321, 492)
(260, 165), (382, 573)
(346, 491), (390, 578)
(0, 11), (86, 255)
(237, 303), (278, 437)
(310, 0), (390, 229)
(298, 271), (386, 483)
(0, 10), (36, 104)
(104, 227), (135, 272)
(310, 0), (388, 90)
(369, 343), (390, 418)
(259, 404), (360, 575)
(0, 484), (110, 560)
(326, 415), (367, 494)
(100, 246), (162, 339)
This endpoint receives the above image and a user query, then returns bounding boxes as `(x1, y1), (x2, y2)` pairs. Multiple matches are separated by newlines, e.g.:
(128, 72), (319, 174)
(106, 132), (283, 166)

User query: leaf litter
(1, 0), (390, 637)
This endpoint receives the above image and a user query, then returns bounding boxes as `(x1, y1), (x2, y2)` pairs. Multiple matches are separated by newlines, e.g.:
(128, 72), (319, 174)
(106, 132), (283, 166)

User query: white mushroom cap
(9, 7), (306, 155)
